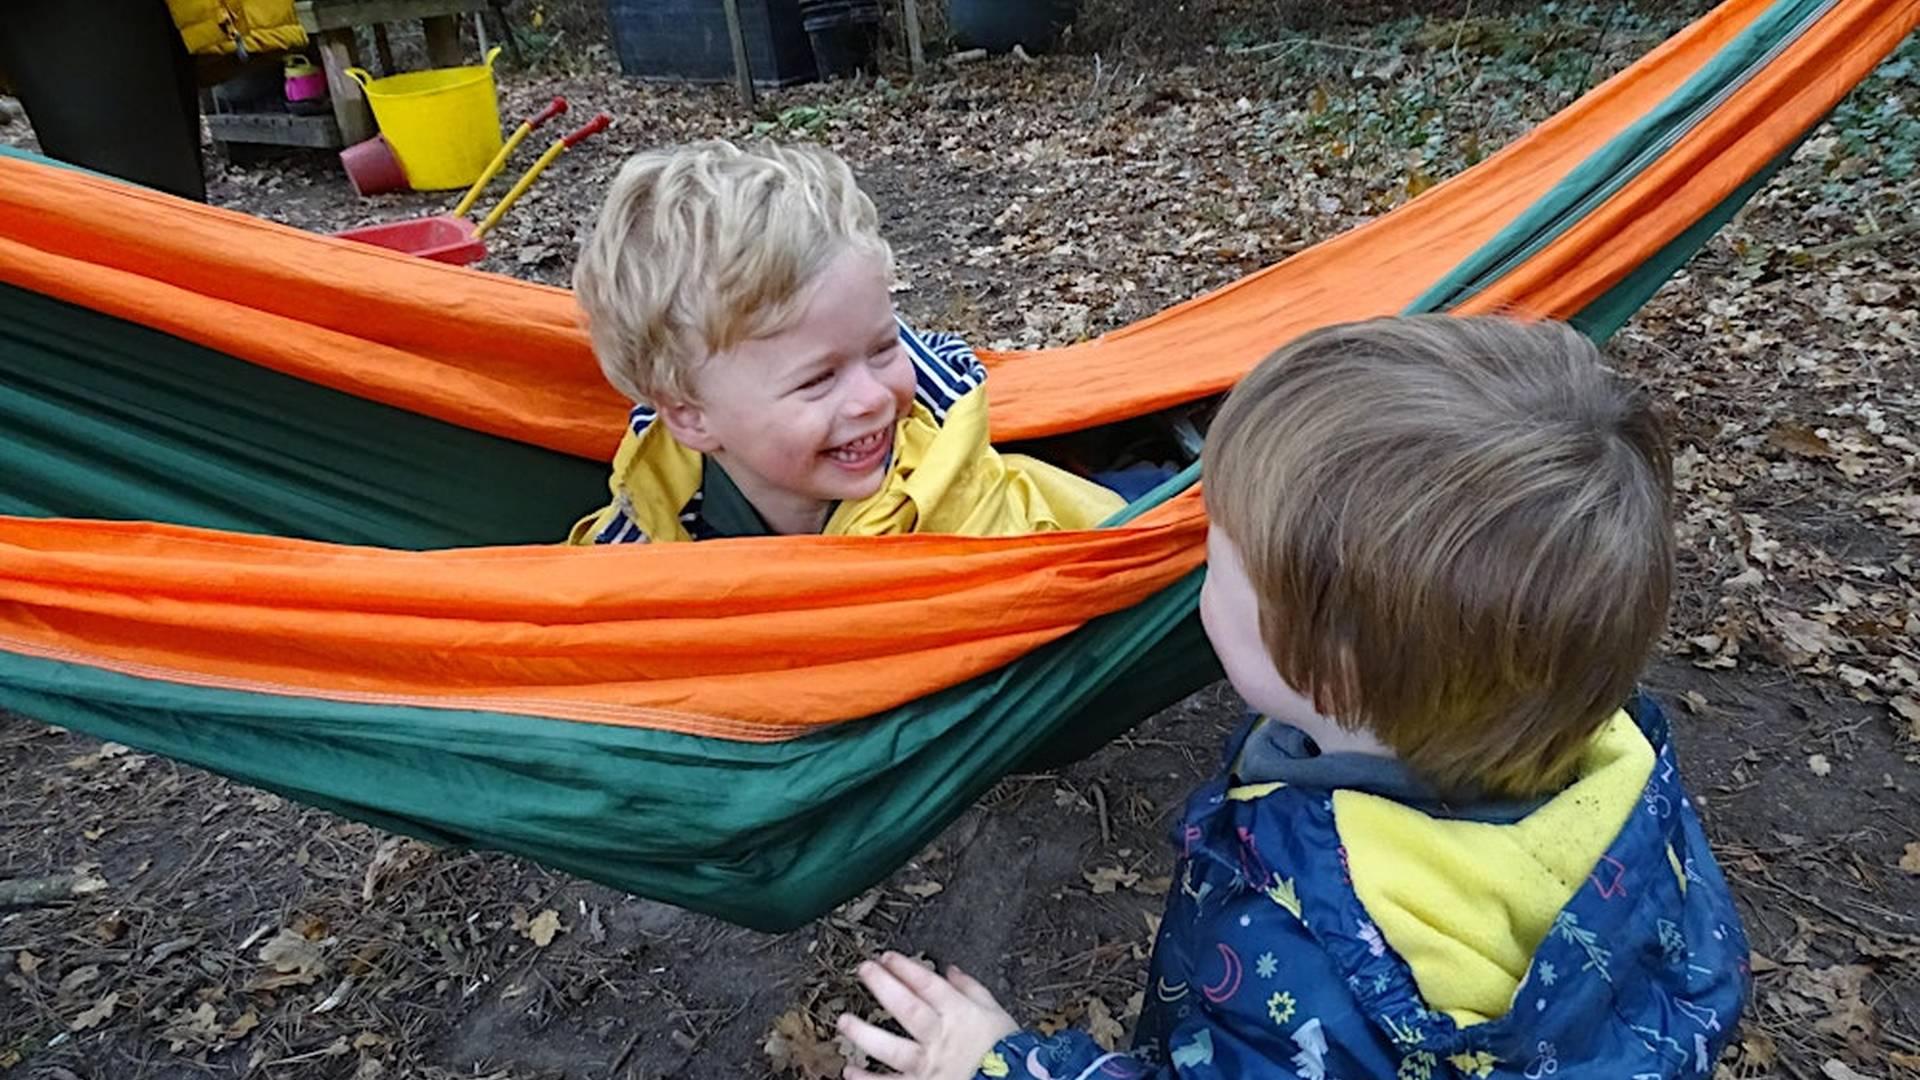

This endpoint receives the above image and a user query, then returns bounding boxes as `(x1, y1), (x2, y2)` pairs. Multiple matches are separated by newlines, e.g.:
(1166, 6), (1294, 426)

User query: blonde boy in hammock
(567, 140), (1122, 545)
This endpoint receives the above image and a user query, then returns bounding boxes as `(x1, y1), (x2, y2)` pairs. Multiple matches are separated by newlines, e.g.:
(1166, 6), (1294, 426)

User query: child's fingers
(836, 1013), (922, 1074)
(945, 964), (1001, 1010)
(856, 958), (938, 1041)
(879, 951), (970, 1011)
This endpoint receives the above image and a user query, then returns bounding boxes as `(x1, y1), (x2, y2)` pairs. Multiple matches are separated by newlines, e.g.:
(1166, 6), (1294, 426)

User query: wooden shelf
(207, 110), (346, 149)
(295, 0), (484, 34)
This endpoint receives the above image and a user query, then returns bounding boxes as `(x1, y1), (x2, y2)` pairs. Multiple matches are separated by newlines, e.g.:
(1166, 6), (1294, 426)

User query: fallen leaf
(763, 1009), (844, 1079)
(17, 951), (42, 977)
(252, 928), (327, 990)
(1084, 866), (1141, 894)
(1785, 964), (1878, 1041)
(1892, 696), (1920, 737)
(1737, 1030), (1778, 1070)
(58, 964), (102, 995)
(1771, 610), (1848, 665)
(524, 908), (564, 947)
(1821, 1060), (1872, 1080)
(834, 889), (882, 926)
(362, 836), (406, 902)
(900, 880), (944, 899)
(64, 743), (132, 770)
(160, 1001), (222, 1052)
(1809, 754), (1833, 777)
(225, 1009), (260, 1040)
(1769, 423), (1838, 459)
(1085, 996), (1125, 1051)
(93, 912), (128, 943)
(1900, 842), (1920, 875)
(70, 990), (120, 1031)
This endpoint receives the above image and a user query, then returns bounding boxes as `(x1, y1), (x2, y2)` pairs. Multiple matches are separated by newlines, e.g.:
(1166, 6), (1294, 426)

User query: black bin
(606, 0), (819, 88)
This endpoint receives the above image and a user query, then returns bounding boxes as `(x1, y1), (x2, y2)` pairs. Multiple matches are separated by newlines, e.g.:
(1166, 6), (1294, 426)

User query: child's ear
(657, 399), (721, 453)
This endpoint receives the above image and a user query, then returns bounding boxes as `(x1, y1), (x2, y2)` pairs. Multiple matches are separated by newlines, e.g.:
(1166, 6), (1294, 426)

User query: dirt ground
(3, 5), (1917, 1078)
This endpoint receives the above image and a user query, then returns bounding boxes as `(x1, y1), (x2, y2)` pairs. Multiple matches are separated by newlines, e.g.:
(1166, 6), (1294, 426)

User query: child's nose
(843, 364), (895, 416)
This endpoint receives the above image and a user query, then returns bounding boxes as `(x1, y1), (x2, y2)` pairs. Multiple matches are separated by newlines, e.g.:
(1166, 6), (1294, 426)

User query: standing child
(566, 140), (1123, 544)
(838, 316), (1749, 1079)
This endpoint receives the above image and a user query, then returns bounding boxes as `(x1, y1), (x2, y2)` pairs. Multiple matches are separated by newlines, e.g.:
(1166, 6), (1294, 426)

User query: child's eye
(794, 370), (833, 392)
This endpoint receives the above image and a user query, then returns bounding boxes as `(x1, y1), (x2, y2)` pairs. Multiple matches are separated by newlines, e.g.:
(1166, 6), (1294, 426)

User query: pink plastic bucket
(339, 135), (409, 196)
(285, 70), (328, 102)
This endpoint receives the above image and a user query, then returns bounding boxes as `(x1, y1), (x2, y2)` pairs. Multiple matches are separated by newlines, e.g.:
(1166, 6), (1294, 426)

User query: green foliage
(1828, 39), (1919, 182)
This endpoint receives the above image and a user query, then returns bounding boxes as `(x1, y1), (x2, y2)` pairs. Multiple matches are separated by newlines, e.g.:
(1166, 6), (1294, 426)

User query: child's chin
(812, 465), (888, 502)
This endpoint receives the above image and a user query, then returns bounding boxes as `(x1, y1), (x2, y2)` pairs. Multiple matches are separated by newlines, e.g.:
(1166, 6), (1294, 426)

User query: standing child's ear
(657, 399), (722, 453)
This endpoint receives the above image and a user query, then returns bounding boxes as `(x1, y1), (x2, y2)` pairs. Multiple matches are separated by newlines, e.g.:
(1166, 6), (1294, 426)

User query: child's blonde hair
(1203, 315), (1673, 799)
(573, 139), (893, 406)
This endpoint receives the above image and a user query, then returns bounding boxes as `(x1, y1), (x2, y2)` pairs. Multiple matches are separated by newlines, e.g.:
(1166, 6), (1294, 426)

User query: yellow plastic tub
(346, 47), (503, 191)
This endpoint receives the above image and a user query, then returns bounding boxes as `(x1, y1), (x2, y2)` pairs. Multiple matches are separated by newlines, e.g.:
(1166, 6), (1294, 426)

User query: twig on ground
(1805, 221), (1920, 258)
(1229, 38), (1398, 59)
(1090, 784), (1113, 846)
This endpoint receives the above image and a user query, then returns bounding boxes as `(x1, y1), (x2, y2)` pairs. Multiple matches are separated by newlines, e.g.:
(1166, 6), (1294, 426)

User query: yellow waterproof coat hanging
(168, 0), (306, 57)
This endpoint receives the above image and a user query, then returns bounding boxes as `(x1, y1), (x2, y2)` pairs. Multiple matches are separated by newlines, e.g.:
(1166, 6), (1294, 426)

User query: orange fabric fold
(0, 496), (1205, 737)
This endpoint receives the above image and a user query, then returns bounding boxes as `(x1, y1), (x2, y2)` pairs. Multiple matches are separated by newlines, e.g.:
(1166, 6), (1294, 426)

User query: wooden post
(720, 0), (756, 108)
(315, 28), (376, 144)
(372, 23), (397, 74)
(422, 14), (464, 67)
(902, 0), (925, 77)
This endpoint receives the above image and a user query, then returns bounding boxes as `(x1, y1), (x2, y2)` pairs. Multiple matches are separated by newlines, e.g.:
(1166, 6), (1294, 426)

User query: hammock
(1, 0), (1912, 931)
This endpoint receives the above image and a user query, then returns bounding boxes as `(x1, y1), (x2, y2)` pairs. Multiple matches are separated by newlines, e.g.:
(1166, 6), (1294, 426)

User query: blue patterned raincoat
(979, 695), (1749, 1080)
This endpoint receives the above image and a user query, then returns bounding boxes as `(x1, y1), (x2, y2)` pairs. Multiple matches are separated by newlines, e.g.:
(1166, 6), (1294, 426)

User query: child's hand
(838, 952), (1019, 1080)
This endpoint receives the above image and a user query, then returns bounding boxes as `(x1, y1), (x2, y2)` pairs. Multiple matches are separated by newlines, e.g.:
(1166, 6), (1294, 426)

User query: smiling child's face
(660, 247), (916, 534)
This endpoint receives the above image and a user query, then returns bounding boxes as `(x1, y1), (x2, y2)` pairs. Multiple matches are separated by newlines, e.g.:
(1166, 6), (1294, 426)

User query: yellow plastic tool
(453, 96), (569, 219)
(473, 113), (612, 238)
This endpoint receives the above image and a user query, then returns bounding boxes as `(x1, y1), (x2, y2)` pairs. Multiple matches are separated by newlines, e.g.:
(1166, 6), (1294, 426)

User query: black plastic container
(949, 0), (1077, 54)
(798, 0), (880, 78)
(606, 0), (818, 87)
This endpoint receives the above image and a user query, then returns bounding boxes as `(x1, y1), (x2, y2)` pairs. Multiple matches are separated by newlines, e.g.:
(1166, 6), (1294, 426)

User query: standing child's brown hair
(1202, 315), (1673, 799)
